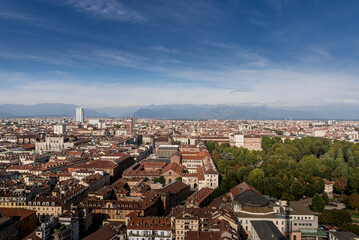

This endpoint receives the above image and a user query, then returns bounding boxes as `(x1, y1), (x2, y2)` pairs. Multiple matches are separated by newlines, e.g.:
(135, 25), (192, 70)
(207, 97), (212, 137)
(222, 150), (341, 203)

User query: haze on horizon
(1, 0), (359, 108)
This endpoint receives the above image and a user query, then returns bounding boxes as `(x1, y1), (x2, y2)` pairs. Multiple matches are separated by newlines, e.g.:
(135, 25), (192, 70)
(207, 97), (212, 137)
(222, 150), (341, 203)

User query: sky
(1, 0), (359, 108)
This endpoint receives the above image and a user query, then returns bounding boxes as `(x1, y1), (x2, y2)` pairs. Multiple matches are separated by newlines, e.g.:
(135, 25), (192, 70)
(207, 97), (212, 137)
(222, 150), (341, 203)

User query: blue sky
(1, 0), (359, 107)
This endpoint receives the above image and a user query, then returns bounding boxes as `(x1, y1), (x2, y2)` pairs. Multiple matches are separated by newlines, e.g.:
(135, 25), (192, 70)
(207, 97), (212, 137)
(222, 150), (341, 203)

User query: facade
(76, 107), (84, 123)
(88, 119), (100, 125)
(80, 197), (162, 223)
(0, 207), (37, 239)
(54, 124), (66, 135)
(229, 134), (262, 151)
(324, 179), (334, 198)
(126, 216), (172, 240)
(229, 134), (244, 148)
(0, 215), (19, 240)
(35, 135), (74, 152)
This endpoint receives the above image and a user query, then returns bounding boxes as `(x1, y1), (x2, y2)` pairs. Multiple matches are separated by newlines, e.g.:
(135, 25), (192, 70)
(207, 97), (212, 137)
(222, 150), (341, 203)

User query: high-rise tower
(75, 107), (84, 123)
(126, 115), (134, 136)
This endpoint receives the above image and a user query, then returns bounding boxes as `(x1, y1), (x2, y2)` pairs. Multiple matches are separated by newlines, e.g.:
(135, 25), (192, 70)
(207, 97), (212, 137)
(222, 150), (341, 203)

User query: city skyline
(1, 1), (359, 108)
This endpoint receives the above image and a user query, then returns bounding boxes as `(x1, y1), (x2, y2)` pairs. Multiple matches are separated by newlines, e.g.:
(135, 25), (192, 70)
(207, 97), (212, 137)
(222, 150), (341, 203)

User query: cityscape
(1, 1), (359, 240)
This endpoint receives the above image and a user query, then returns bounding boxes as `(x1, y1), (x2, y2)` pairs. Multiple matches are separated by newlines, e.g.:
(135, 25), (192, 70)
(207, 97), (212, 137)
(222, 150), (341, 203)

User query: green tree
(236, 166), (250, 183)
(248, 168), (265, 190)
(290, 181), (305, 200)
(216, 160), (227, 174)
(319, 210), (352, 227)
(334, 176), (348, 195)
(347, 149), (356, 168)
(348, 171), (359, 192)
(305, 184), (319, 197)
(261, 136), (274, 153)
(348, 193), (359, 211)
(322, 193), (329, 205)
(153, 176), (165, 184)
(311, 193), (325, 212)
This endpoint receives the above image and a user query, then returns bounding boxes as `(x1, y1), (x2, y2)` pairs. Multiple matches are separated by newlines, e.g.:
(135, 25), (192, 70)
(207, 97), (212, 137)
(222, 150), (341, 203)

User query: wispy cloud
(247, 17), (268, 26)
(64, 0), (145, 22)
(149, 46), (179, 54)
(0, 11), (36, 21)
(265, 0), (288, 11)
(311, 47), (333, 60)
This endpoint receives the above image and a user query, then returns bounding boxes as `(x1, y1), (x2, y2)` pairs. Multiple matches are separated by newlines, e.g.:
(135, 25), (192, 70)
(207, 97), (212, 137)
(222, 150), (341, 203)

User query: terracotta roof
(185, 231), (221, 240)
(0, 207), (36, 220)
(230, 182), (261, 197)
(83, 225), (117, 240)
(187, 188), (214, 205)
(143, 161), (166, 169)
(73, 160), (118, 169)
(161, 162), (184, 174)
(127, 216), (171, 230)
(161, 180), (188, 195)
(323, 179), (334, 185)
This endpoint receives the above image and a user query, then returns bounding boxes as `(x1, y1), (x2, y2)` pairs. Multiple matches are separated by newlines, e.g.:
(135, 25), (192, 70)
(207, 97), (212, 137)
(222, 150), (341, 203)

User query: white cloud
(149, 46), (179, 54)
(0, 68), (358, 108)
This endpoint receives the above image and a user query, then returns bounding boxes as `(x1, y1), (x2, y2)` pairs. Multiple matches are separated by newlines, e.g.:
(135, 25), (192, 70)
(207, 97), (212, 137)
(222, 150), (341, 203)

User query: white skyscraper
(76, 107), (84, 123)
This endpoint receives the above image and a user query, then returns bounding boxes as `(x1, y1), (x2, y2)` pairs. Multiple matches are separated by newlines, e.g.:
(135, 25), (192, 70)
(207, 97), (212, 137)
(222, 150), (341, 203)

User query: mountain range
(0, 103), (358, 120)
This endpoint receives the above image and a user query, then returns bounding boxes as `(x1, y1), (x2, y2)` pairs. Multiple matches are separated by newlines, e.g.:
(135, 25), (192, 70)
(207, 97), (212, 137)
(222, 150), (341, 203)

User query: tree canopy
(207, 136), (359, 201)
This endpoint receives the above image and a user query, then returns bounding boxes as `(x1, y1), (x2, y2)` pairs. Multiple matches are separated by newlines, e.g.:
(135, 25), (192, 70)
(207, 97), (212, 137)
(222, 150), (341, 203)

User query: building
(312, 130), (326, 137)
(70, 160), (123, 183)
(89, 119), (100, 125)
(171, 206), (239, 240)
(79, 197), (163, 223)
(76, 107), (84, 123)
(57, 211), (80, 240)
(35, 135), (75, 152)
(54, 124), (66, 135)
(229, 134), (244, 148)
(229, 182), (325, 240)
(171, 207), (212, 240)
(229, 134), (262, 151)
(324, 179), (334, 199)
(250, 221), (286, 240)
(0, 208), (37, 239)
(126, 216), (172, 240)
(127, 116), (135, 136)
(329, 232), (359, 240)
(83, 224), (126, 240)
(0, 215), (19, 240)
(185, 188), (214, 208)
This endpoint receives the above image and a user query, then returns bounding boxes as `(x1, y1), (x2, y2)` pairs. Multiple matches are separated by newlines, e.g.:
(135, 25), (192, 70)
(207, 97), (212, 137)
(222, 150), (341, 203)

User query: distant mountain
(282, 104), (359, 120)
(0, 103), (107, 118)
(132, 104), (316, 120)
(0, 111), (14, 118)
(91, 106), (141, 118)
(0, 103), (358, 120)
